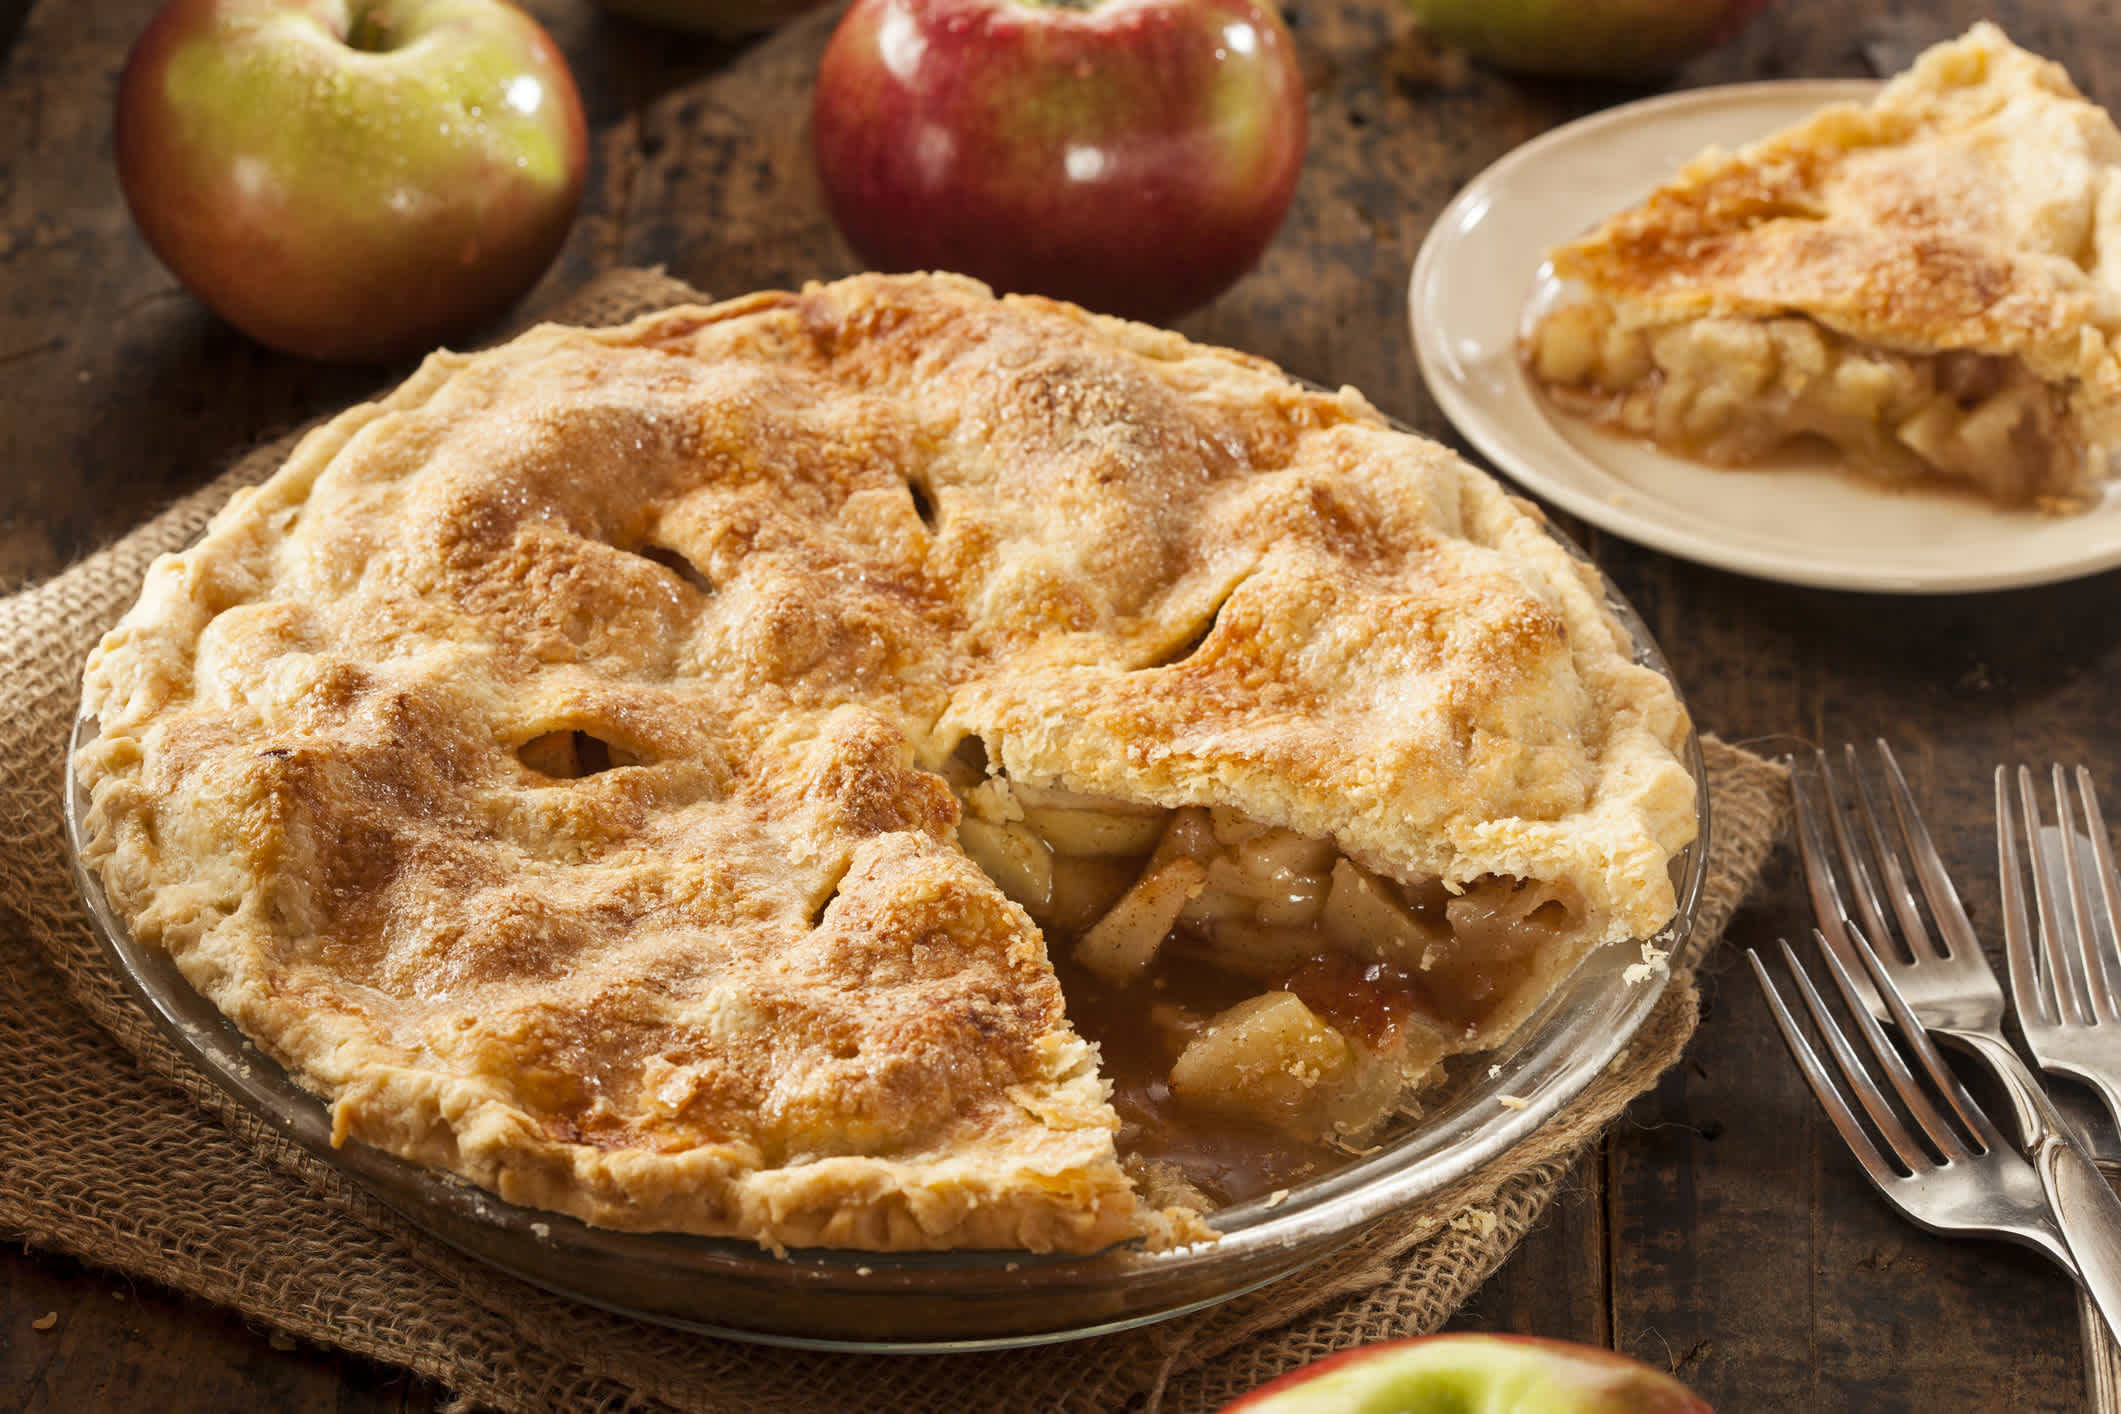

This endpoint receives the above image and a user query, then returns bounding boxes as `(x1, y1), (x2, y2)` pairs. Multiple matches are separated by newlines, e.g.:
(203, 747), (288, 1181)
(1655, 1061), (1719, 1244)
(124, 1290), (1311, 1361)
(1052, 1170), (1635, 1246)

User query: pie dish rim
(1409, 77), (2121, 595)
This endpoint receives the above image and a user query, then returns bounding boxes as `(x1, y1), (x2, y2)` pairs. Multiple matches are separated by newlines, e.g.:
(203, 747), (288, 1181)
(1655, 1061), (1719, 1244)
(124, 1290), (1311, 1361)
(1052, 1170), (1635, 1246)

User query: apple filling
(940, 746), (1587, 1204)
(1528, 304), (2084, 508)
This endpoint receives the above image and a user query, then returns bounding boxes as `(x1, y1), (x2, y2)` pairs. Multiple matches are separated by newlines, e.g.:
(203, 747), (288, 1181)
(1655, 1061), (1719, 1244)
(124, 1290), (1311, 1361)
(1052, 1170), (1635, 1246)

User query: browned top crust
(1548, 24), (2121, 406)
(76, 272), (1695, 1254)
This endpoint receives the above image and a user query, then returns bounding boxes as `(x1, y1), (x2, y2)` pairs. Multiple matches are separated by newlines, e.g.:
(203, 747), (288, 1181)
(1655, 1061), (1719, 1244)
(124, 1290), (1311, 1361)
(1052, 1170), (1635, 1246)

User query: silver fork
(1793, 743), (2014, 1062)
(1749, 928), (2079, 1276)
(2000, 764), (2121, 1124)
(2002, 763), (2121, 1404)
(1791, 742), (2121, 1346)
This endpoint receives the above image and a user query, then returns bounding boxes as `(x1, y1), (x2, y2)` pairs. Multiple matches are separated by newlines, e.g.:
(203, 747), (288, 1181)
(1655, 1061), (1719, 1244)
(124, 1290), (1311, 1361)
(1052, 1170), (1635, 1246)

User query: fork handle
(2081, 1290), (2121, 1414)
(2043, 1133), (2121, 1347)
(1966, 1031), (2121, 1346)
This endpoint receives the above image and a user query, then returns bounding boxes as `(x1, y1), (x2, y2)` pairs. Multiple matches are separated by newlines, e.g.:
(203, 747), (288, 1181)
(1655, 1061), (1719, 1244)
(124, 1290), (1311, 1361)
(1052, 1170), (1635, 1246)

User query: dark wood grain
(5, 0), (2118, 1408)
(1, 1249), (430, 1414)
(0, 1), (32, 64)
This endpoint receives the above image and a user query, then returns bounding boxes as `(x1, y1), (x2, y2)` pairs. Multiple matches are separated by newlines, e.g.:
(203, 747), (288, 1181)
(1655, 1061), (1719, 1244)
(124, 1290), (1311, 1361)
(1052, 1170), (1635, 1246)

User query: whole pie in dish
(1523, 23), (2121, 512)
(76, 272), (1696, 1255)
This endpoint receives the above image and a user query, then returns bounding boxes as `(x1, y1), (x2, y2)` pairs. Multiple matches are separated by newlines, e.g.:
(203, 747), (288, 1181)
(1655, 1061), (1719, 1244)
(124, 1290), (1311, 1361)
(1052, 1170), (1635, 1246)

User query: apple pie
(75, 272), (1696, 1255)
(1524, 23), (2121, 511)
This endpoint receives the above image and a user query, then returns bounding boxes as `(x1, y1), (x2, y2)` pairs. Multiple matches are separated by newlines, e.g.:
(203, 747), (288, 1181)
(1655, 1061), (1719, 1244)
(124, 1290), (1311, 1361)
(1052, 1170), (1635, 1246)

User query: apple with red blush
(115, 0), (589, 363)
(1220, 1334), (1716, 1413)
(810, 0), (1308, 325)
(1401, 0), (1771, 79)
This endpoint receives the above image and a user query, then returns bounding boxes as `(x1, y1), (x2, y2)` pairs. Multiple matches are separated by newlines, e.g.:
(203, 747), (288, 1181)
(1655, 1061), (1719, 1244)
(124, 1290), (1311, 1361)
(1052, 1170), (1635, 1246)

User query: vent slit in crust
(906, 476), (939, 530)
(808, 870), (844, 930)
(516, 729), (630, 779)
(1142, 574), (1247, 669)
(635, 543), (714, 595)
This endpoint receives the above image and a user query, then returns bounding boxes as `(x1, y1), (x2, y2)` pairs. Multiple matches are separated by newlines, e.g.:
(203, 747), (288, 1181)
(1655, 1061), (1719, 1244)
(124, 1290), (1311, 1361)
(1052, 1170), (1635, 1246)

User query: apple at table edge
(116, 0), (588, 364)
(1219, 1334), (1715, 1413)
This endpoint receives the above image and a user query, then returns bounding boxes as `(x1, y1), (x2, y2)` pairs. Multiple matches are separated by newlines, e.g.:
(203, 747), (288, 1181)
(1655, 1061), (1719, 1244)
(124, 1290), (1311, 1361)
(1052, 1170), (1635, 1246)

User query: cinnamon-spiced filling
(942, 744), (1587, 1205)
(1529, 305), (2076, 507)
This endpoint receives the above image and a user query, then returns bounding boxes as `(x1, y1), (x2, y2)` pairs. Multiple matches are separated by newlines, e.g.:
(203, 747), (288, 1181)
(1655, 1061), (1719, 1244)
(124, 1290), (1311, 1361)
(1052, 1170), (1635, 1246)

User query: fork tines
(1751, 926), (1999, 1184)
(1791, 741), (1986, 1001)
(1749, 926), (2082, 1278)
(1999, 763), (2121, 1032)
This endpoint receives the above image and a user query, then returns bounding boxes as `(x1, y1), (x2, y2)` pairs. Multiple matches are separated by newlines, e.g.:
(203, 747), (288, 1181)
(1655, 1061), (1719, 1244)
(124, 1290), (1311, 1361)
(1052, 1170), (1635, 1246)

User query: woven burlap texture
(0, 268), (1788, 1414)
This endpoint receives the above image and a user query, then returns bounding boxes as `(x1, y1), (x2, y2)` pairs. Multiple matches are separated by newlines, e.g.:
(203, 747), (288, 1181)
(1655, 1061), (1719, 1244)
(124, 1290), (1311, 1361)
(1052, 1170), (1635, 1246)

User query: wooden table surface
(5, 0), (2119, 1408)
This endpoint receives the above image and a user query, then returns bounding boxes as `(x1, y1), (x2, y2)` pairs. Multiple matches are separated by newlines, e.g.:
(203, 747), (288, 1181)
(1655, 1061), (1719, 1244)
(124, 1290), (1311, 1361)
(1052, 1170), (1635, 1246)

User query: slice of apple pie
(1524, 23), (2121, 511)
(76, 272), (1695, 1255)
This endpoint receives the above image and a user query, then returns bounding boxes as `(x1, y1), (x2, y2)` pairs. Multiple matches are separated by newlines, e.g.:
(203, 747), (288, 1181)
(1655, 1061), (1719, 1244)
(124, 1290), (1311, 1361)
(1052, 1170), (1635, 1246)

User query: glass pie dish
(63, 500), (1709, 1356)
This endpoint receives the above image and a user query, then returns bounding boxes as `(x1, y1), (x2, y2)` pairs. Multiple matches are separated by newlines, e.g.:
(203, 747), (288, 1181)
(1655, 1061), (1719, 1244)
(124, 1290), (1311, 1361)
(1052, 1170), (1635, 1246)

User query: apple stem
(344, 8), (396, 53)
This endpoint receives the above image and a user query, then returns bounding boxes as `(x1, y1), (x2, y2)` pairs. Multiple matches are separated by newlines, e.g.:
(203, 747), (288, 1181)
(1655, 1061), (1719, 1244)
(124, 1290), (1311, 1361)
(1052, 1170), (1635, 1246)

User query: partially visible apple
(1220, 1334), (1716, 1413)
(1401, 0), (1770, 80)
(587, 0), (829, 36)
(811, 0), (1307, 325)
(116, 0), (589, 363)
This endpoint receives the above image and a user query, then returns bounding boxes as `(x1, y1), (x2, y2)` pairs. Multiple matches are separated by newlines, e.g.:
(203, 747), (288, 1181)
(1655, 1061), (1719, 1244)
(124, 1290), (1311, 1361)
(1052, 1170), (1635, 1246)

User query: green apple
(115, 0), (589, 363)
(1219, 1334), (1716, 1413)
(1402, 0), (1771, 80)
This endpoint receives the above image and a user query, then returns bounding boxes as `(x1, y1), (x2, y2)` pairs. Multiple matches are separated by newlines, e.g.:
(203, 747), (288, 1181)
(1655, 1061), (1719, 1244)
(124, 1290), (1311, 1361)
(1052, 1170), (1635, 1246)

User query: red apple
(115, 0), (589, 363)
(1402, 0), (1770, 80)
(811, 0), (1307, 325)
(1220, 1334), (1716, 1413)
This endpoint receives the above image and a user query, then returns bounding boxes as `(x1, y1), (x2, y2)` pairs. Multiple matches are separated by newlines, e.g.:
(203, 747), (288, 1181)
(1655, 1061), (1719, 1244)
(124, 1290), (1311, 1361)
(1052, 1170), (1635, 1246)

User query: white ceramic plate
(1410, 80), (2121, 595)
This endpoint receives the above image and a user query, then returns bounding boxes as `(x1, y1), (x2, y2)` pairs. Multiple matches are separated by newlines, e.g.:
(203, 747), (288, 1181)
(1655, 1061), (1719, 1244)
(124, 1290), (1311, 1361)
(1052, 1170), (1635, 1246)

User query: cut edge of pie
(75, 271), (1697, 1255)
(1522, 22), (2121, 512)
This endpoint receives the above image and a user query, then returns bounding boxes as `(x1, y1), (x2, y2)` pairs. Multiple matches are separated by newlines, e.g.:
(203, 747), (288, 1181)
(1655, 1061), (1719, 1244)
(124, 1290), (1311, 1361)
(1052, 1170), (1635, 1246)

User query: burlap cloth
(0, 269), (1787, 1413)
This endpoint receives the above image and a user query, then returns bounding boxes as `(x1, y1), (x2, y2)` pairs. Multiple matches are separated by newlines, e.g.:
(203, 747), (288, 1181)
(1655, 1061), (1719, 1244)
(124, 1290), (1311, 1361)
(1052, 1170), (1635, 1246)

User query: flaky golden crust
(77, 273), (1694, 1254)
(1546, 23), (2121, 473)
